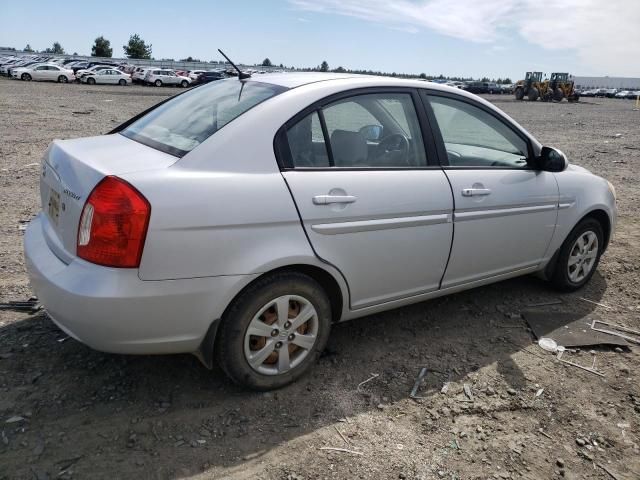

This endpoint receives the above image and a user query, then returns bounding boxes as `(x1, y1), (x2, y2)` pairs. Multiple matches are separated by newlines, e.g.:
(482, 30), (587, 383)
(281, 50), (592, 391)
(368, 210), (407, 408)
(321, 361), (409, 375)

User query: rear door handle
(461, 188), (492, 197)
(313, 195), (357, 205)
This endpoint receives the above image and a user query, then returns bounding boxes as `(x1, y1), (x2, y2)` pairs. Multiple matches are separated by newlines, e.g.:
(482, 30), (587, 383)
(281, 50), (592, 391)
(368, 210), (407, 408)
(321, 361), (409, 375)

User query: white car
(81, 68), (131, 86)
(188, 70), (206, 81)
(14, 64), (75, 83)
(75, 64), (114, 79)
(24, 73), (617, 390)
(131, 66), (153, 83)
(144, 69), (191, 87)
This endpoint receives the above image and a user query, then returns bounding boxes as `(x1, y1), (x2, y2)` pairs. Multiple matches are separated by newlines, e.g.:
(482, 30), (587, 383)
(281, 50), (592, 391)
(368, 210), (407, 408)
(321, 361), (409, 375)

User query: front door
(281, 90), (454, 309)
(423, 93), (559, 288)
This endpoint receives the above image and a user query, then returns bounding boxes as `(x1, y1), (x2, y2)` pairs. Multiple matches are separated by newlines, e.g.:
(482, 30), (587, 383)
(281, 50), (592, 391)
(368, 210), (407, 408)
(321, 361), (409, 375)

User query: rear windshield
(121, 79), (286, 156)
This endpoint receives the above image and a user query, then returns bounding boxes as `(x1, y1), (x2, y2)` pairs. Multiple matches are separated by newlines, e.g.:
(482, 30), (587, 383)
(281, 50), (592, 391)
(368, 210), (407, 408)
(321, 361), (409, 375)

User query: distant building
(573, 76), (640, 90)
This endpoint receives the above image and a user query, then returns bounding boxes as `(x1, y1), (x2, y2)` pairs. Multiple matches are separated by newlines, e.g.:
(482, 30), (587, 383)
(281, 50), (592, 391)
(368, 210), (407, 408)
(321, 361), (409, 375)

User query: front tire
(21, 73), (31, 81)
(180, 80), (189, 88)
(119, 79), (126, 86)
(527, 87), (539, 101)
(551, 218), (604, 291)
(215, 272), (332, 390)
(554, 88), (565, 101)
(86, 77), (96, 85)
(58, 75), (68, 83)
(514, 87), (525, 100)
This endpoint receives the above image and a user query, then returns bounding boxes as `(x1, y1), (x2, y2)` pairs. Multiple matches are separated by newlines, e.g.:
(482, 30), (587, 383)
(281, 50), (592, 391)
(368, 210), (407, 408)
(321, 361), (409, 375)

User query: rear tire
(554, 88), (565, 101)
(154, 79), (162, 87)
(527, 87), (539, 101)
(86, 77), (96, 85)
(215, 271), (332, 390)
(551, 218), (604, 291)
(21, 73), (31, 81)
(514, 87), (525, 100)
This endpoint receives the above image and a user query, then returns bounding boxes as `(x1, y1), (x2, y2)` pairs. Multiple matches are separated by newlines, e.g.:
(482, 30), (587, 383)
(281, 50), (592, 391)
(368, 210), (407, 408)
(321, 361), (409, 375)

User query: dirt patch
(1, 80), (638, 479)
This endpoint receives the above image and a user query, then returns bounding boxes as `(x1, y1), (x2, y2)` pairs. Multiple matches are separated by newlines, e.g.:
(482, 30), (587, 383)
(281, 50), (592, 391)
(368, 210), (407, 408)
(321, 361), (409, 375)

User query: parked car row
(1, 54), (231, 88)
(578, 88), (640, 99)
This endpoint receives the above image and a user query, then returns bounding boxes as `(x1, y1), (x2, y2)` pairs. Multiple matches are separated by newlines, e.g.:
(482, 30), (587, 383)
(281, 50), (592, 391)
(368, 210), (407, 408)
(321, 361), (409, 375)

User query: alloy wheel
(243, 295), (319, 376)
(567, 231), (598, 282)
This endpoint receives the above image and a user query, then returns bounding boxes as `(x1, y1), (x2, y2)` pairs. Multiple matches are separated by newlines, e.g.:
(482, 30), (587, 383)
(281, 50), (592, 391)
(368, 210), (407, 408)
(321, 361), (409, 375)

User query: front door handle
(461, 188), (492, 197)
(313, 195), (357, 205)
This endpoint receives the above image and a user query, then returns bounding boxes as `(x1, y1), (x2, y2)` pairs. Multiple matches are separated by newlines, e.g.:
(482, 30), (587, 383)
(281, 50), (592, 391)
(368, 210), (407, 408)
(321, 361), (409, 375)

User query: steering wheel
(375, 133), (410, 165)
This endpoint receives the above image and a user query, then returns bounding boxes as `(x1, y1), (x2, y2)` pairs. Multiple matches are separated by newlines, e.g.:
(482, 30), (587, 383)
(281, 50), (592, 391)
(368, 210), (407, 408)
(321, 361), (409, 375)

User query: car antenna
(218, 49), (251, 80)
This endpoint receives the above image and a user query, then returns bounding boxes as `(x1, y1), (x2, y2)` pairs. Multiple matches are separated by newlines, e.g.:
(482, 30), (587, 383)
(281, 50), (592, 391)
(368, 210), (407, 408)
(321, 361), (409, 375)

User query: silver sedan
(80, 68), (131, 85)
(24, 73), (617, 389)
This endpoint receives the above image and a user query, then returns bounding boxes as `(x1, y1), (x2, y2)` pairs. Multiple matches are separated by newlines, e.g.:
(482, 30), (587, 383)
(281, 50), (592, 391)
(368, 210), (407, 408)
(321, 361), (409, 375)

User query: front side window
(286, 92), (427, 168)
(428, 95), (529, 168)
(121, 79), (286, 156)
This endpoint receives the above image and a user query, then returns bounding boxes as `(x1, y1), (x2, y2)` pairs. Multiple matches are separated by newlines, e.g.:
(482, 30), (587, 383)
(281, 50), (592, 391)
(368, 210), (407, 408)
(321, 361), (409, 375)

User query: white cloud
(289, 0), (640, 75)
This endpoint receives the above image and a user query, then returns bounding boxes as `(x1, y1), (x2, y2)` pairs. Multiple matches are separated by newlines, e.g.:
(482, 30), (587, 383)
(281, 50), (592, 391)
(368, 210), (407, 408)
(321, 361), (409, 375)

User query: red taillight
(77, 176), (151, 268)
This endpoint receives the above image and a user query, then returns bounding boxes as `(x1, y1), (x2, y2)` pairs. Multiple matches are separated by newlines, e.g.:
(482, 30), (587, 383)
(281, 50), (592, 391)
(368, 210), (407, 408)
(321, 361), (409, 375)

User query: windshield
(121, 79), (286, 156)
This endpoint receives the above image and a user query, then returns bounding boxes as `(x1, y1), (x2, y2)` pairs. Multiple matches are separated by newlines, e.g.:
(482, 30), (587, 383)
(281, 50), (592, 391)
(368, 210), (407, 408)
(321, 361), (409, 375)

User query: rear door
(279, 89), (454, 309)
(422, 91), (558, 288)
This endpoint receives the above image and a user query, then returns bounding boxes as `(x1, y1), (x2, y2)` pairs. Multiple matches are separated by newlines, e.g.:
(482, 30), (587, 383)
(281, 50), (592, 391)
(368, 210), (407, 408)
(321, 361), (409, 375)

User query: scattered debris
(535, 388), (544, 398)
(5, 415), (25, 424)
(319, 447), (363, 455)
(463, 384), (474, 402)
(538, 428), (553, 440)
(591, 319), (640, 345)
(596, 463), (623, 480)
(0, 298), (41, 314)
(526, 299), (563, 308)
(357, 373), (379, 392)
(410, 367), (428, 399)
(557, 349), (605, 377)
(578, 297), (612, 310)
(524, 311), (628, 348)
(538, 337), (560, 353)
(72, 110), (93, 115)
(334, 426), (350, 446)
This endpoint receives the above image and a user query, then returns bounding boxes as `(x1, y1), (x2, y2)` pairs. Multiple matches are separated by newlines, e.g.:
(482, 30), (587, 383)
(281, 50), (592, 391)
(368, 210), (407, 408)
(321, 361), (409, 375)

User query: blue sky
(1, 0), (638, 80)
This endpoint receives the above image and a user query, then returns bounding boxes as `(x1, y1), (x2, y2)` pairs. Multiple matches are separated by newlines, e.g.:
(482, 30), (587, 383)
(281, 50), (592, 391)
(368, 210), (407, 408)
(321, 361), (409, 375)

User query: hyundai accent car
(24, 73), (617, 390)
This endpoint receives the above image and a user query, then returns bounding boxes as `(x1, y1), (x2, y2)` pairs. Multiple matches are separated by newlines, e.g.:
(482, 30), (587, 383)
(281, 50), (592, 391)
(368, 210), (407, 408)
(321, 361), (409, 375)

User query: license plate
(48, 188), (61, 225)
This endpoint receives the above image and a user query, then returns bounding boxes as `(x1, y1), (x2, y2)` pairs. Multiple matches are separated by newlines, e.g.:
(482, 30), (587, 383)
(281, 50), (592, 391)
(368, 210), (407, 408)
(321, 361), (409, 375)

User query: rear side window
(121, 80), (286, 156)
(285, 92), (427, 168)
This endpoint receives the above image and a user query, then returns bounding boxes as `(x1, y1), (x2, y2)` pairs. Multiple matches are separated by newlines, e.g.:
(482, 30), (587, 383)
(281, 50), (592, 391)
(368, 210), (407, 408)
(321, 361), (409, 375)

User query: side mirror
(359, 124), (383, 142)
(537, 146), (568, 172)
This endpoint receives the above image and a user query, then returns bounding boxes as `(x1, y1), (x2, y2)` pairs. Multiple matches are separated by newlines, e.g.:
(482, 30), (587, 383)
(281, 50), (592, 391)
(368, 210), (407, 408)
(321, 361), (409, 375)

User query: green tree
(24, 44), (34, 52)
(262, 58), (272, 67)
(123, 34), (152, 59)
(333, 66), (346, 73)
(319, 60), (329, 72)
(419, 73), (427, 79)
(502, 77), (512, 84)
(44, 42), (65, 54)
(91, 36), (112, 57)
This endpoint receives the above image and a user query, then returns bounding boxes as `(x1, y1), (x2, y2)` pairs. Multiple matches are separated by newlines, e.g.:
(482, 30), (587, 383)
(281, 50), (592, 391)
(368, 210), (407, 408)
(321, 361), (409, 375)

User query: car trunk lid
(40, 134), (178, 260)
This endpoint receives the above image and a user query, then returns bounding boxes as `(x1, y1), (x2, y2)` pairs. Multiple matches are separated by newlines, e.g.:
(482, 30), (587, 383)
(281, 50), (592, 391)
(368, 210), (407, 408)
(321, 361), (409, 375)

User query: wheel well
(584, 209), (611, 250)
(266, 264), (344, 322)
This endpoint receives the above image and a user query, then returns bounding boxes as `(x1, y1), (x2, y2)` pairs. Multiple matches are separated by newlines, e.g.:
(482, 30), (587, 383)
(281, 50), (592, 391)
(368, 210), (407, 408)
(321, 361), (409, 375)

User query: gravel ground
(0, 78), (639, 480)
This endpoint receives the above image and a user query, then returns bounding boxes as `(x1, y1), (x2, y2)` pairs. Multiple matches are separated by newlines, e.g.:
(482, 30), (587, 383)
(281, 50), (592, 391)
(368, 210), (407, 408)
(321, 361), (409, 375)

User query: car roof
(245, 72), (484, 98)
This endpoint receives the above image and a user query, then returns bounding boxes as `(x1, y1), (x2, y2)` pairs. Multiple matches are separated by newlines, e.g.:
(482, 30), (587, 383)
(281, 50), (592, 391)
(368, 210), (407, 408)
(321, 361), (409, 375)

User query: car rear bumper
(24, 214), (256, 355)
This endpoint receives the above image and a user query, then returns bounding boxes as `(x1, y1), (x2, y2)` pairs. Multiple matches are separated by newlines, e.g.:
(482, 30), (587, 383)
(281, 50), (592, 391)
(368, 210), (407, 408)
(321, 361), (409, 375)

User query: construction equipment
(514, 71), (580, 102)
(514, 72), (544, 101)
(548, 72), (580, 102)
